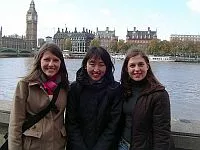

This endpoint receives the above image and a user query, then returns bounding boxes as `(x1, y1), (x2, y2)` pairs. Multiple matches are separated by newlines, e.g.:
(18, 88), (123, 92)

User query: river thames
(0, 57), (200, 121)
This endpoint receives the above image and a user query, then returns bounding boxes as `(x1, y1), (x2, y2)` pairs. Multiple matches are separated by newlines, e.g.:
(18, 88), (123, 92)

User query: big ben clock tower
(26, 0), (38, 50)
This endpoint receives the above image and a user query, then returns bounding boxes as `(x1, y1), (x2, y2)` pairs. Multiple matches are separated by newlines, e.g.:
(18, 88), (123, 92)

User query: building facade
(53, 27), (94, 53)
(0, 34), (26, 50)
(53, 28), (71, 50)
(126, 27), (157, 44)
(0, 27), (26, 50)
(46, 36), (53, 43)
(0, 0), (37, 51)
(95, 27), (118, 50)
(38, 38), (45, 48)
(170, 34), (200, 43)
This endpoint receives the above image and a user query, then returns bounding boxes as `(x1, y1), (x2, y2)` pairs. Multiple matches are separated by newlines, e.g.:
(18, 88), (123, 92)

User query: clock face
(27, 15), (32, 20)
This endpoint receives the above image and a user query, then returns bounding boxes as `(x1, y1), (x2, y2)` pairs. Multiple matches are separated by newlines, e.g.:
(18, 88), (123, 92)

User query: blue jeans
(118, 138), (130, 150)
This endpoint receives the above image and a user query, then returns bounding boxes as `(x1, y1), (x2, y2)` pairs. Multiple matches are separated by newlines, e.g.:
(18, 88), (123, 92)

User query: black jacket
(66, 68), (122, 150)
(120, 81), (172, 150)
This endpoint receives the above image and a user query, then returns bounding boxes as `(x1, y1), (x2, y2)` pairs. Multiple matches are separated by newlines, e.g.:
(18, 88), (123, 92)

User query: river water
(0, 57), (200, 120)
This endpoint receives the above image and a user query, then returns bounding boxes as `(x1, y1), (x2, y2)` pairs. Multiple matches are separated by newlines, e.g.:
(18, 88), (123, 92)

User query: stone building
(53, 28), (71, 50)
(170, 34), (200, 43)
(46, 36), (53, 43)
(95, 27), (118, 50)
(126, 27), (157, 44)
(0, 26), (26, 50)
(0, 0), (37, 51)
(0, 26), (2, 48)
(53, 27), (95, 53)
(70, 27), (94, 53)
(0, 33), (26, 50)
(38, 38), (45, 48)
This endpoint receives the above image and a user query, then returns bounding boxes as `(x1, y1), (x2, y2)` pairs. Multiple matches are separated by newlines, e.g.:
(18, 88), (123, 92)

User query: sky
(0, 0), (200, 41)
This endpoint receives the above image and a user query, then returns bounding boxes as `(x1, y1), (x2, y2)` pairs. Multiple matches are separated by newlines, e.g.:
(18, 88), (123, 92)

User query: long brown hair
(121, 49), (161, 98)
(24, 42), (69, 89)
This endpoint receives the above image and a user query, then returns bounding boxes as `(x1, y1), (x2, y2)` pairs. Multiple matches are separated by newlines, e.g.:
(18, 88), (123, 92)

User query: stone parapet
(0, 100), (200, 149)
(0, 100), (12, 125)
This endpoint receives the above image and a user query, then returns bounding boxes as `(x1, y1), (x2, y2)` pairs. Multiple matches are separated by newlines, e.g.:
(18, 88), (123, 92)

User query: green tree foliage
(117, 40), (125, 52)
(147, 38), (200, 57)
(117, 40), (133, 54)
(89, 38), (200, 57)
(159, 40), (171, 55)
(109, 40), (118, 53)
(90, 39), (101, 47)
(195, 42), (200, 55)
(147, 39), (160, 55)
(64, 38), (72, 51)
(123, 42), (133, 53)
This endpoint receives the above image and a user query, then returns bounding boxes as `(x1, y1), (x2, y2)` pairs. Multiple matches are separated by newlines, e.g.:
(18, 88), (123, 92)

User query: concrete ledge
(0, 100), (11, 146)
(172, 133), (200, 150)
(0, 111), (10, 125)
(0, 100), (200, 149)
(0, 100), (12, 125)
(0, 123), (8, 147)
(172, 119), (200, 134)
(171, 119), (200, 150)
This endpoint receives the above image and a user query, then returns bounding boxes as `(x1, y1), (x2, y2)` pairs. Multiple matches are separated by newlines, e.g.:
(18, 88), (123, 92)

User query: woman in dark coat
(66, 46), (122, 150)
(119, 49), (172, 150)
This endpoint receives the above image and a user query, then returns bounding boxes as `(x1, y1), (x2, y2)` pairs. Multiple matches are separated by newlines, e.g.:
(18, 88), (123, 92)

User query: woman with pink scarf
(8, 42), (69, 150)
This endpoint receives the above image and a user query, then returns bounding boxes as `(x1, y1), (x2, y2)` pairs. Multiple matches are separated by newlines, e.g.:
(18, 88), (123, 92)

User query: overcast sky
(1, 0), (200, 40)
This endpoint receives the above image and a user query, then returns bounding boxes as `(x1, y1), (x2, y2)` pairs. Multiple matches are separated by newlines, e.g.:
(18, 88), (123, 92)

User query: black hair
(81, 46), (115, 82)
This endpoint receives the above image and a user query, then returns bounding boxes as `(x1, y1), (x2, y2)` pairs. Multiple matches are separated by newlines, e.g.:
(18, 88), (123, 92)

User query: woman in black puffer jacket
(66, 46), (122, 150)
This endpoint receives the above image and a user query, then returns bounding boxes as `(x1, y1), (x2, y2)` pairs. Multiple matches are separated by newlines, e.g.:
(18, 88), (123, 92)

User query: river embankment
(0, 100), (200, 149)
(0, 100), (11, 145)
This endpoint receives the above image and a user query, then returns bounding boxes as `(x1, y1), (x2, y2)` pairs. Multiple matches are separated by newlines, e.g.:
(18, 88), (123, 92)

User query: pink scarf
(42, 75), (58, 95)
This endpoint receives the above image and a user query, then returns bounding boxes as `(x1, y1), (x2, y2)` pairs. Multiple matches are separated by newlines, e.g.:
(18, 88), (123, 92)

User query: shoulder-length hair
(24, 42), (69, 88)
(81, 46), (115, 82)
(121, 49), (160, 98)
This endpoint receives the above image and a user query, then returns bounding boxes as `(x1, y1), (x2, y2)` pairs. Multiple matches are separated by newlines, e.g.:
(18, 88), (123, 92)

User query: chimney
(57, 28), (60, 33)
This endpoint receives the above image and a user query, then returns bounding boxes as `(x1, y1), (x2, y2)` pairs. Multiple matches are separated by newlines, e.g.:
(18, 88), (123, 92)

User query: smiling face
(86, 57), (106, 81)
(127, 55), (149, 81)
(40, 51), (61, 78)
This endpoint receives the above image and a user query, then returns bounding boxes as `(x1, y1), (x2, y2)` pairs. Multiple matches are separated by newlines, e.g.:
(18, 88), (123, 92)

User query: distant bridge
(0, 48), (35, 57)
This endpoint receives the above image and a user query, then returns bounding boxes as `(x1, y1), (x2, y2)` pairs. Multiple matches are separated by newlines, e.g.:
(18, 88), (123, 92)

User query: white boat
(111, 54), (175, 62)
(148, 55), (175, 62)
(111, 54), (125, 60)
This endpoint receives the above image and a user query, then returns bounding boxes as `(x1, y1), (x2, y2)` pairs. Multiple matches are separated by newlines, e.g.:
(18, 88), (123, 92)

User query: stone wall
(0, 100), (11, 146)
(1, 100), (200, 149)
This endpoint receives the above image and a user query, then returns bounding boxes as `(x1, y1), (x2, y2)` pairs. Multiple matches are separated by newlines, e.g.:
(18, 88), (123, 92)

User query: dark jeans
(118, 138), (130, 150)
